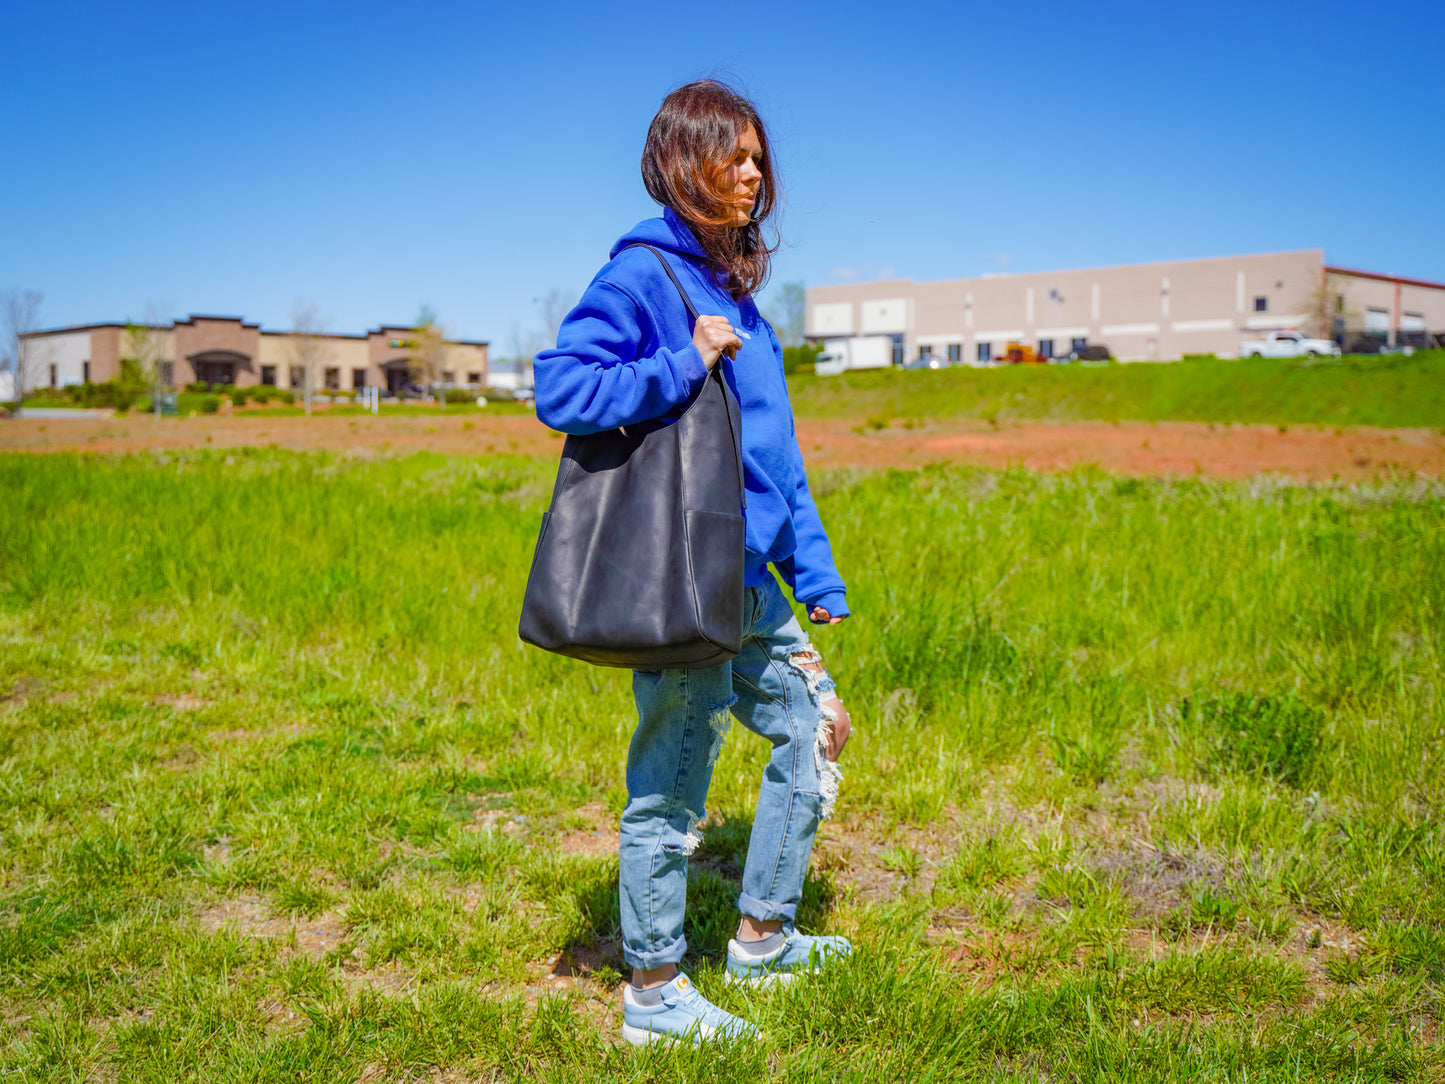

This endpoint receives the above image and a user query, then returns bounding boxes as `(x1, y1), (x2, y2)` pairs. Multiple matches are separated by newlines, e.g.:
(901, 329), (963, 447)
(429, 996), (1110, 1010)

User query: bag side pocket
(683, 509), (746, 654)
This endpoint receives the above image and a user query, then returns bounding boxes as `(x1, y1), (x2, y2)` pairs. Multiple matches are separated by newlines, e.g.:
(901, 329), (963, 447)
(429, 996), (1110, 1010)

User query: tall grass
(789, 349), (1445, 428)
(0, 450), (1441, 1080)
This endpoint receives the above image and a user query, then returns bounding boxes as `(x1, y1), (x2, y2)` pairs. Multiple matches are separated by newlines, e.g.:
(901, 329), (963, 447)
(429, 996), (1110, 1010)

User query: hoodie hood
(610, 207), (710, 262)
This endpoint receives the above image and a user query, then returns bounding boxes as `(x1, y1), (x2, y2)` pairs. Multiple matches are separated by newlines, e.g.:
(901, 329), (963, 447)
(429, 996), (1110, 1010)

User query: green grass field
(788, 350), (1445, 429)
(1, 450), (1442, 1081)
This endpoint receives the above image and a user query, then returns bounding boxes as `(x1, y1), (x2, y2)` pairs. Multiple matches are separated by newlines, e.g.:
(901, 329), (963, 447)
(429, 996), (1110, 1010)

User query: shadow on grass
(550, 810), (838, 983)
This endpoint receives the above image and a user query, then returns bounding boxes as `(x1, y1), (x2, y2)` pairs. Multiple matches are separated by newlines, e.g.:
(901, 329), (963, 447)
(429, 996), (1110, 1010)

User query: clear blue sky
(3, 0), (1441, 350)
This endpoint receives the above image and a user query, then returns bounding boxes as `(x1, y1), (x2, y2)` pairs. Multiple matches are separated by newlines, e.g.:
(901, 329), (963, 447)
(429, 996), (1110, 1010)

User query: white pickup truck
(1239, 331), (1341, 358)
(814, 336), (895, 376)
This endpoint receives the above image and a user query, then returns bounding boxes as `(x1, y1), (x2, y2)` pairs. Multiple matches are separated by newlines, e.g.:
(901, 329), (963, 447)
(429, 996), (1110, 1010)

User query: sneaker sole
(622, 1022), (691, 1046)
(725, 968), (797, 988)
(621, 1021), (759, 1046)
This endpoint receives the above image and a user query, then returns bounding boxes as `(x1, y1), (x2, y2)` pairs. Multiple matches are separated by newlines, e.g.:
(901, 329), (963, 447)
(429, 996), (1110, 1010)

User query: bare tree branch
(765, 281), (806, 348)
(411, 305), (448, 410)
(124, 306), (172, 416)
(289, 299), (330, 418)
(1, 288), (44, 410)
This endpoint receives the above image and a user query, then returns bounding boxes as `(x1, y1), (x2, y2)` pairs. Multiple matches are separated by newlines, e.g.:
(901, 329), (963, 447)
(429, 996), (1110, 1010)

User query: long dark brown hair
(640, 80), (779, 300)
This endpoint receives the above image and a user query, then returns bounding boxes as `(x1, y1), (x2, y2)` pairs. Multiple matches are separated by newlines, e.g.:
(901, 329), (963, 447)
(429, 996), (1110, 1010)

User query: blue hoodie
(533, 208), (848, 621)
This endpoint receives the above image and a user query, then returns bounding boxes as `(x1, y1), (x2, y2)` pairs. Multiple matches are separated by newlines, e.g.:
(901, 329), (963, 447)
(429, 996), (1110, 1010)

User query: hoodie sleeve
(764, 323), (850, 621)
(533, 280), (709, 435)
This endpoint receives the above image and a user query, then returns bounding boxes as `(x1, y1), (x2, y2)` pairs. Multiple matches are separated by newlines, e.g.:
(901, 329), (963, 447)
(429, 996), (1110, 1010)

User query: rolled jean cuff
(738, 891), (797, 925)
(622, 932), (688, 971)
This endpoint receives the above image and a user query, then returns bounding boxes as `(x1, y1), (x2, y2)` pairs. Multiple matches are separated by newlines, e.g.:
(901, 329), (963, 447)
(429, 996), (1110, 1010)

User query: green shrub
(782, 342), (825, 374)
(196, 394), (221, 414)
(1179, 691), (1325, 786)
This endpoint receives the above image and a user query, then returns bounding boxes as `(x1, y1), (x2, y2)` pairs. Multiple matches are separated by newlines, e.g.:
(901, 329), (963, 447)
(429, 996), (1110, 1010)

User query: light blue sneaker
(621, 972), (761, 1046)
(726, 928), (852, 987)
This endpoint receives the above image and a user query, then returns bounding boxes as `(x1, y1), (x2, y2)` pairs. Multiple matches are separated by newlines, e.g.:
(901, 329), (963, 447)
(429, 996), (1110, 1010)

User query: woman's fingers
(693, 315), (742, 369)
(824, 696), (851, 760)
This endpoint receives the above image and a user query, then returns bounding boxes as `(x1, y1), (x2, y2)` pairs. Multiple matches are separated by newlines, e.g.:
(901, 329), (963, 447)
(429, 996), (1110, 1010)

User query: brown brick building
(20, 315), (489, 396)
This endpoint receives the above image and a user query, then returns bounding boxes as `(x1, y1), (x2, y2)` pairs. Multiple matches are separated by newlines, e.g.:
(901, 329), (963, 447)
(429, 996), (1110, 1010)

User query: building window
(889, 334), (904, 366)
(977, 342), (992, 363)
(352, 368), (367, 390)
(50, 364), (58, 387)
(467, 370), (482, 384)
(290, 366), (305, 389)
(324, 367), (340, 391)
(440, 369), (455, 384)
(1071, 337), (1088, 353)
(947, 344), (960, 363)
(1038, 339), (1055, 359)
(82, 361), (91, 383)
(1254, 296), (1268, 312)
(261, 366), (276, 386)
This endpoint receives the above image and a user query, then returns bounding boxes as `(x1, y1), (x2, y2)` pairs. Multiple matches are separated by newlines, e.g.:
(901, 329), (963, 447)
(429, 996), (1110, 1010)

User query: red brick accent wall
(174, 319), (261, 386)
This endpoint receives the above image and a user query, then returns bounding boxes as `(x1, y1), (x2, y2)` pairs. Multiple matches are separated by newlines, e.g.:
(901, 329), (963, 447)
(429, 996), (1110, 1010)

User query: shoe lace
(672, 984), (743, 1032)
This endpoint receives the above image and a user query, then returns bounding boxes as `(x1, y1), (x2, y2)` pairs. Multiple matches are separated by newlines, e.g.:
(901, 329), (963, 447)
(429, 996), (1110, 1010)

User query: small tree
(124, 311), (170, 416)
(532, 288), (574, 388)
(289, 299), (329, 417)
(765, 281), (806, 348)
(1297, 271), (1362, 344)
(1, 288), (43, 410)
(410, 305), (448, 409)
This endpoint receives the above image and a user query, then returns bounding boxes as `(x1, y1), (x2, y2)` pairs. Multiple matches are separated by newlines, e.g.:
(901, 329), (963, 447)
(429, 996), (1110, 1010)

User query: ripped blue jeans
(619, 574), (843, 970)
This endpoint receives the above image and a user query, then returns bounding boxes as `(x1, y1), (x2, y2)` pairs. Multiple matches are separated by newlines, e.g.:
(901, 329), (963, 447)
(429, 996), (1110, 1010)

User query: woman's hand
(822, 696), (851, 761)
(809, 606), (847, 626)
(693, 315), (741, 370)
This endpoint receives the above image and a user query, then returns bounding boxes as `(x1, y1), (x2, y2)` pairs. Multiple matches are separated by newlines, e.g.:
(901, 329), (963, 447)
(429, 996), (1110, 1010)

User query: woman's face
(719, 123), (763, 226)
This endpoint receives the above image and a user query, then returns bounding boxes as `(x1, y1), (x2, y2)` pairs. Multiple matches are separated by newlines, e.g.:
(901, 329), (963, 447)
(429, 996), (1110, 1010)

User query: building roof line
(24, 322), (129, 337)
(817, 249), (1328, 293)
(1325, 265), (1445, 291)
(24, 316), (488, 346)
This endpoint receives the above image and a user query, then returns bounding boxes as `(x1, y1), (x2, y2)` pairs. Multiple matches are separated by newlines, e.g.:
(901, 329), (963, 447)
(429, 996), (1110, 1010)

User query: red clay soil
(2, 411), (1442, 481)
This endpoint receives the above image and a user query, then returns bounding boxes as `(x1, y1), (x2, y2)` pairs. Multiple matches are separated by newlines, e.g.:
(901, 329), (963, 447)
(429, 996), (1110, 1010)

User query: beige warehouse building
(19, 314), (489, 396)
(807, 250), (1445, 364)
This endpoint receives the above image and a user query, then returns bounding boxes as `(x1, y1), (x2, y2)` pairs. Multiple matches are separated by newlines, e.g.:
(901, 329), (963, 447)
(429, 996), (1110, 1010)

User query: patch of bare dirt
(1086, 841), (1234, 920)
(551, 938), (625, 983)
(4, 412), (1442, 480)
(0, 676), (43, 713)
(795, 418), (1445, 480)
(555, 802), (616, 858)
(154, 694), (210, 711)
(194, 894), (348, 960)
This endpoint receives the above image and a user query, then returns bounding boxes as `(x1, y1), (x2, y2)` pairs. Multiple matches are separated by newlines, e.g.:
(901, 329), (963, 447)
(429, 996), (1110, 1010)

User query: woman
(534, 80), (853, 1046)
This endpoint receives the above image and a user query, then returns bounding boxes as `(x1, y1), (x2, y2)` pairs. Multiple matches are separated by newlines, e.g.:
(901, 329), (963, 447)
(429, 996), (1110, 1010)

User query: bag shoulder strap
(620, 243), (700, 323)
(618, 243), (743, 505)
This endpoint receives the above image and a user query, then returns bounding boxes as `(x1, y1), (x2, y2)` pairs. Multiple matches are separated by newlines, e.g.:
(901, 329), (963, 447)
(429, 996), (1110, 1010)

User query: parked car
(1240, 331), (1341, 358)
(902, 351), (951, 371)
(1064, 344), (1112, 362)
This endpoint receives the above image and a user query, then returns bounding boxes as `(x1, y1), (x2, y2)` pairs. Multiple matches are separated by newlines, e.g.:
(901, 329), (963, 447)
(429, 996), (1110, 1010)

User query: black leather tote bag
(517, 244), (746, 669)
